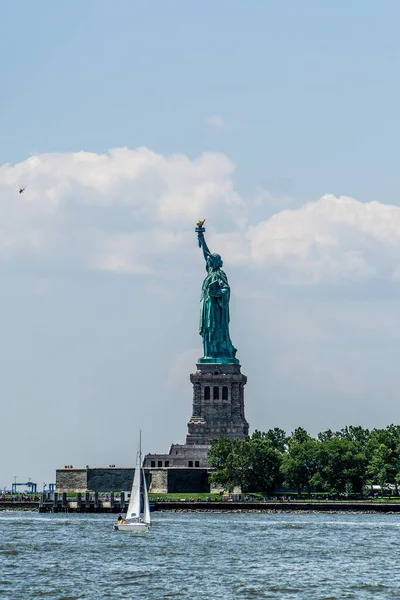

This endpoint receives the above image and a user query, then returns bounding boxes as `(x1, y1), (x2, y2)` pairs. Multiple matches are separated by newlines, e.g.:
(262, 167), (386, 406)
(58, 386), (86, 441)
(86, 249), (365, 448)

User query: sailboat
(113, 433), (151, 534)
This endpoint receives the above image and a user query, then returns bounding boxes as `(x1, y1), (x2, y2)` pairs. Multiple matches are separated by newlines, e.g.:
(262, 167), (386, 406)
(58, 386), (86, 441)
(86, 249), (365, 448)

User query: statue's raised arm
(194, 220), (238, 365)
(195, 219), (211, 264)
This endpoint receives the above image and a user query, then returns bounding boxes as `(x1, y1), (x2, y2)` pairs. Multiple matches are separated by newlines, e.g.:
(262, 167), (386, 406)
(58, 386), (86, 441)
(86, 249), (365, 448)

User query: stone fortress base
(55, 466), (213, 494)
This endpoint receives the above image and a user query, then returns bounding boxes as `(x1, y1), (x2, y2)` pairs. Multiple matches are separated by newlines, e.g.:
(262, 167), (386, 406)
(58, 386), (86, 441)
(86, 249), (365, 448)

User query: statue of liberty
(195, 220), (239, 364)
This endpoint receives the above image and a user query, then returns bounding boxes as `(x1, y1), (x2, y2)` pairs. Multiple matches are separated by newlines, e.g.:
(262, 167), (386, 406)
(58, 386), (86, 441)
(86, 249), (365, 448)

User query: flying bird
(19, 187), (25, 194)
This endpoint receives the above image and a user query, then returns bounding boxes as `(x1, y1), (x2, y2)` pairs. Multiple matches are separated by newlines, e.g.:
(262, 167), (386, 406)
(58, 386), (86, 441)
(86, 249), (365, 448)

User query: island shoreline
(3, 501), (400, 513)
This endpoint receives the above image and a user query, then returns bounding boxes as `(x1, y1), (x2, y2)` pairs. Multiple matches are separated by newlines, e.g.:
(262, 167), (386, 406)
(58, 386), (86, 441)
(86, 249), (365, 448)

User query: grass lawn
(148, 492), (221, 501)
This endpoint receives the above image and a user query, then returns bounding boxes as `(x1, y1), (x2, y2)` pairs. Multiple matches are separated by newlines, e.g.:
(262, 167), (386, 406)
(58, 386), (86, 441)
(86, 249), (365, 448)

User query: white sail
(113, 431), (151, 533)
(142, 468), (151, 525)
(126, 450), (141, 521)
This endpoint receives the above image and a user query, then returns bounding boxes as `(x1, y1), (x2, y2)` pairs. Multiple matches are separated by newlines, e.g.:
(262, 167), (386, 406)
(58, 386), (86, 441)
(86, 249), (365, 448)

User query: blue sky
(4, 0), (400, 202)
(2, 1), (400, 488)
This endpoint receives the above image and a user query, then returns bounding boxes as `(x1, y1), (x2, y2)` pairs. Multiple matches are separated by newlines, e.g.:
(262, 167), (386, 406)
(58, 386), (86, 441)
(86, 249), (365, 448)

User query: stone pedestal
(186, 363), (249, 445)
(141, 362), (250, 483)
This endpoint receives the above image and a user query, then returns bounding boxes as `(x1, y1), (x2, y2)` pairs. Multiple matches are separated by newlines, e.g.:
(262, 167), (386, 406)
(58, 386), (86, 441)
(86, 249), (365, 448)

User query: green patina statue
(195, 220), (239, 364)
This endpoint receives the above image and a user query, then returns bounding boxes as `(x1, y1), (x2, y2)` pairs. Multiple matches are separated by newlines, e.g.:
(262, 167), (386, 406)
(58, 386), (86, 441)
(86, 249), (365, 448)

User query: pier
(39, 492), (133, 513)
(0, 493), (134, 513)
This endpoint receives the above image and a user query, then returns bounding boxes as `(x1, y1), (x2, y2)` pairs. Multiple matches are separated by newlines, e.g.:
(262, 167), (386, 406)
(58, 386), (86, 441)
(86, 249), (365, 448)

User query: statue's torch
(195, 219), (206, 247)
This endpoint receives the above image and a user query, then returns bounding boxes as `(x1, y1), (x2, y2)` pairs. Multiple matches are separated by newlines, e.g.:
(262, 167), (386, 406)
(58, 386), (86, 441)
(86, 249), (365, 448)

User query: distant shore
(3, 500), (400, 513)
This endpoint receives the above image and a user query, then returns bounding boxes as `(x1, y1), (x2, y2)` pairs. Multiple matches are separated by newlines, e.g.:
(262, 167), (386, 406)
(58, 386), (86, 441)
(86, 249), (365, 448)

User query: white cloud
(0, 147), (242, 271)
(2, 150), (400, 284)
(243, 194), (400, 283)
(0, 147), (240, 219)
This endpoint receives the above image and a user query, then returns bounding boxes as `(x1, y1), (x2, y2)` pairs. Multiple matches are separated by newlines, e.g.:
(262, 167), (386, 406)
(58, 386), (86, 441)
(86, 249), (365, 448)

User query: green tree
(314, 437), (367, 494)
(208, 438), (244, 492)
(208, 434), (282, 494)
(317, 429), (335, 443)
(337, 425), (371, 446)
(281, 428), (319, 495)
(241, 436), (282, 494)
(367, 444), (393, 497)
(252, 428), (288, 453)
(365, 427), (400, 492)
(209, 424), (400, 498)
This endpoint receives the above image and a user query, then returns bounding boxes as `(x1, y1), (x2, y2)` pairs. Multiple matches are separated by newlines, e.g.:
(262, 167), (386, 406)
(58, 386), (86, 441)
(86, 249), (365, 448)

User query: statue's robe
(199, 267), (237, 361)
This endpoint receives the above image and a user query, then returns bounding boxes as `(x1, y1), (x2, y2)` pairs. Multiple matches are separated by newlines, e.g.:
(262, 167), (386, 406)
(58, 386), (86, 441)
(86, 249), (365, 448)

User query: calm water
(1, 511), (400, 599)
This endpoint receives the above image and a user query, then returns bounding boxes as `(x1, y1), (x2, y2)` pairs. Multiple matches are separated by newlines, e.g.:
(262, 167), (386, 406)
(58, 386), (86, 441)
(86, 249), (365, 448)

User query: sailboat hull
(113, 522), (150, 534)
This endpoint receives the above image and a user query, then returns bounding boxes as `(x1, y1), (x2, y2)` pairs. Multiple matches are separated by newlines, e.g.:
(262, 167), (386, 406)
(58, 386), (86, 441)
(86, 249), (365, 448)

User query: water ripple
(0, 512), (400, 599)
